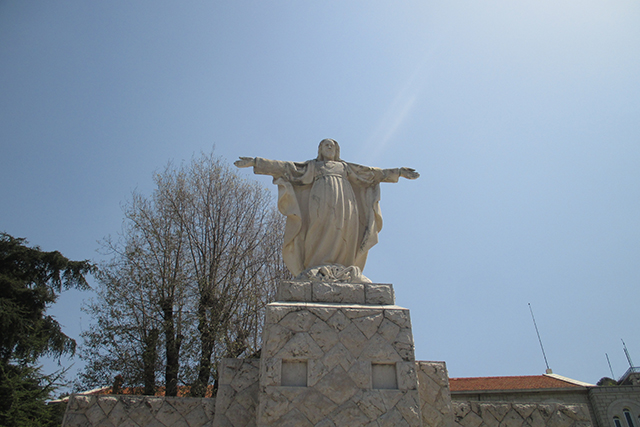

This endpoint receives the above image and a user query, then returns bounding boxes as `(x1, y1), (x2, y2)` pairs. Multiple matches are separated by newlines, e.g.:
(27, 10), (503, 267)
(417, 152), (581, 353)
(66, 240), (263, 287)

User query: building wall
(588, 386), (640, 427)
(452, 389), (591, 405)
(61, 394), (216, 427)
(61, 367), (640, 427)
(451, 401), (594, 427)
(451, 385), (640, 427)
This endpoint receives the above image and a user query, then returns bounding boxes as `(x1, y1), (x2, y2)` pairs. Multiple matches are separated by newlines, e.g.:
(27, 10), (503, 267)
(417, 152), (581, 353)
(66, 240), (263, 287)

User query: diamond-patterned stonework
(254, 281), (422, 427)
(62, 395), (215, 427)
(213, 358), (260, 427)
(417, 361), (453, 427)
(61, 275), (598, 427)
(452, 402), (592, 427)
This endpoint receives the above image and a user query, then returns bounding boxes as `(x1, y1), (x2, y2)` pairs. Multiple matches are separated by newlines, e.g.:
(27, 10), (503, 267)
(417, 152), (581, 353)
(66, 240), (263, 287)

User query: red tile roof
(69, 375), (589, 401)
(449, 375), (584, 392)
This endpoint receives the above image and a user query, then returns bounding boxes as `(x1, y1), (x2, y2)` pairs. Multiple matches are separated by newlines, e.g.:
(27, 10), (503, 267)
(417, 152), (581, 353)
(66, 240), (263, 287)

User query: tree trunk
(142, 328), (158, 395)
(161, 298), (180, 397)
(191, 296), (217, 397)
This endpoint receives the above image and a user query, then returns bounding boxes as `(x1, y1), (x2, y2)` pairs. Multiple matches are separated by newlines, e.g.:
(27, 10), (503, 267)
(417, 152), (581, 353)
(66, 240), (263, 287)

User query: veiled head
(317, 138), (341, 161)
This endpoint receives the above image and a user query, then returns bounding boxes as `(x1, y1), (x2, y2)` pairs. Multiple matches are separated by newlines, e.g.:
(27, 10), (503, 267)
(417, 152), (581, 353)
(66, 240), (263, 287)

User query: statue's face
(319, 139), (337, 160)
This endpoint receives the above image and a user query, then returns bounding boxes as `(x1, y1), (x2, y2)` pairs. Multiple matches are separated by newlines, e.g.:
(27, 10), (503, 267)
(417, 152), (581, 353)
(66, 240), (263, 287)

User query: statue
(235, 138), (419, 282)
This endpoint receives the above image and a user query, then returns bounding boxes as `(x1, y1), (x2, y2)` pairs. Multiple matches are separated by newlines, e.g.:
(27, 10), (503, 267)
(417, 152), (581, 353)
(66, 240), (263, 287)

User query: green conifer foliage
(0, 232), (94, 426)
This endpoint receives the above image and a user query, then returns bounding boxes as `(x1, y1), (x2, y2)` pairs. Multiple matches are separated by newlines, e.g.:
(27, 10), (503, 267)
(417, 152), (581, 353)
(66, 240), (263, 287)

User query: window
(624, 410), (635, 427)
(614, 417), (623, 427)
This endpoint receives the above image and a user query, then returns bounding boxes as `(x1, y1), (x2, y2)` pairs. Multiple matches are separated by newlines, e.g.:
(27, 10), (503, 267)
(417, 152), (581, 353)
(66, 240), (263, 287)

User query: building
(450, 369), (640, 427)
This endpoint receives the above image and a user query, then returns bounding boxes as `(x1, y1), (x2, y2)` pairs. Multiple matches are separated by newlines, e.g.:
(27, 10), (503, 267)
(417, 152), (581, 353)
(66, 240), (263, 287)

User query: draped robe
(253, 157), (401, 276)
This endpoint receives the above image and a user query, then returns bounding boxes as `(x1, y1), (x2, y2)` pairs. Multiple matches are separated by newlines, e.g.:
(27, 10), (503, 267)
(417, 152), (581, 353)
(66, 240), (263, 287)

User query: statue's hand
(400, 167), (420, 179)
(234, 157), (256, 168)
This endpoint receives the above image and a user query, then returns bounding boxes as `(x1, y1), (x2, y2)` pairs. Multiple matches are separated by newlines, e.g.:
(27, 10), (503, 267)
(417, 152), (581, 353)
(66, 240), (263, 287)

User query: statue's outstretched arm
(348, 163), (419, 184)
(235, 156), (299, 179)
(234, 157), (256, 168)
(399, 167), (420, 180)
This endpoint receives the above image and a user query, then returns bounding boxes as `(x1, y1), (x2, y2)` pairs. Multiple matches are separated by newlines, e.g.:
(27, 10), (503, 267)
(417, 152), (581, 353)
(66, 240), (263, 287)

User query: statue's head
(317, 138), (341, 161)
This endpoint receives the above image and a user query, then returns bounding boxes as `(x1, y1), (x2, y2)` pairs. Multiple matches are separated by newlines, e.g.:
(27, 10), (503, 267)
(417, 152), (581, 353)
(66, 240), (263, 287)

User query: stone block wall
(587, 385), (640, 427)
(418, 362), (453, 427)
(256, 300), (423, 426)
(213, 358), (260, 427)
(213, 359), (456, 427)
(452, 391), (592, 405)
(276, 281), (395, 305)
(63, 277), (625, 427)
(62, 364), (611, 427)
(452, 401), (593, 427)
(62, 394), (215, 427)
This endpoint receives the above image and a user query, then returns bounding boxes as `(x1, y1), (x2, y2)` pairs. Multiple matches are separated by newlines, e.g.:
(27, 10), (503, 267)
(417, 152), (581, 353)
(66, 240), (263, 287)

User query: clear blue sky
(1, 1), (639, 387)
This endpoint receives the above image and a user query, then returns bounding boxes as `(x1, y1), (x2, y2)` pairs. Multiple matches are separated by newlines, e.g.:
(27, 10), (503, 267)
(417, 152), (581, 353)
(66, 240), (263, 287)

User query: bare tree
(78, 151), (288, 396)
(169, 153), (287, 396)
(79, 261), (164, 394)
(125, 175), (191, 396)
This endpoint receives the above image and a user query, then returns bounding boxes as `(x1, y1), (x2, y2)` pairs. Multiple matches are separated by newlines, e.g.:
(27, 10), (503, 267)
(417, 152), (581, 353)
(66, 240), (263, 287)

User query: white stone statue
(235, 138), (419, 281)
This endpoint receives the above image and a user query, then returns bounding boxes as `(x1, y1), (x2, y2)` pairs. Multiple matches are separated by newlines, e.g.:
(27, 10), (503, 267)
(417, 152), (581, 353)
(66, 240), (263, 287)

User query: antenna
(606, 353), (615, 378)
(529, 303), (552, 374)
(622, 339), (634, 368)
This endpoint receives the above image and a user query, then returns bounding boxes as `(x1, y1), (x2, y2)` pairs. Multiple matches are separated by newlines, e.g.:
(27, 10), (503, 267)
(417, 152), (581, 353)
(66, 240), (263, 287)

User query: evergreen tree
(0, 232), (94, 427)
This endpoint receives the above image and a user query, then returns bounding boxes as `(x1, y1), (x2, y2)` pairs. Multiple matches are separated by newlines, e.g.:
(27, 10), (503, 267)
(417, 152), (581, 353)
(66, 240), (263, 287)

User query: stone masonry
(213, 359), (455, 427)
(418, 361), (454, 427)
(259, 281), (422, 427)
(452, 401), (593, 427)
(214, 280), (424, 427)
(213, 358), (261, 427)
(62, 394), (215, 427)
(62, 279), (608, 427)
(587, 385), (640, 427)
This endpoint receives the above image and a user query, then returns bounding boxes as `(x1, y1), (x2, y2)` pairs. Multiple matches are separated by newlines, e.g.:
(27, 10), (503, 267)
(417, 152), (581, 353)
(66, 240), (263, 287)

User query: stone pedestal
(251, 280), (423, 426)
(211, 279), (453, 427)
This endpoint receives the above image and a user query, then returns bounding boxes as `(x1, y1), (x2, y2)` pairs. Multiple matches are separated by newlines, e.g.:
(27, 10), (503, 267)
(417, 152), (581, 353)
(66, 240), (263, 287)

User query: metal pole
(529, 303), (551, 373)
